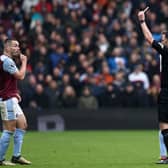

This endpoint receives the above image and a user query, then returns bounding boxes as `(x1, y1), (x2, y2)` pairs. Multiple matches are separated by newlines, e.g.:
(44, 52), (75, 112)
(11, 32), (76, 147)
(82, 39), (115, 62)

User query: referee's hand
(138, 11), (145, 21)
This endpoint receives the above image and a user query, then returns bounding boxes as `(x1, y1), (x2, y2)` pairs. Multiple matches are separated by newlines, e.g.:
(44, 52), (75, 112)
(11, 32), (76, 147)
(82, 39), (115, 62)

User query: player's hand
(138, 11), (145, 21)
(20, 54), (27, 62)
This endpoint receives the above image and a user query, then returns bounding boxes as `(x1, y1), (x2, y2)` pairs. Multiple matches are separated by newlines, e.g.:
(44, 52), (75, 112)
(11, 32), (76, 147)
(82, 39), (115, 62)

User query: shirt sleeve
(2, 57), (18, 74)
(152, 40), (166, 54)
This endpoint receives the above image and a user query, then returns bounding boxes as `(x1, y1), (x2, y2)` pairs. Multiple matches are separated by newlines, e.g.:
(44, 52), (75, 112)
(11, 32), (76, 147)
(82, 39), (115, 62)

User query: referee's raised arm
(138, 8), (154, 45)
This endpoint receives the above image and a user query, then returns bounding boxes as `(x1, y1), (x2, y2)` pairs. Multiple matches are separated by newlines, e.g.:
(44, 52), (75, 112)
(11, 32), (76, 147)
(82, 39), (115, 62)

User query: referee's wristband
(140, 20), (145, 24)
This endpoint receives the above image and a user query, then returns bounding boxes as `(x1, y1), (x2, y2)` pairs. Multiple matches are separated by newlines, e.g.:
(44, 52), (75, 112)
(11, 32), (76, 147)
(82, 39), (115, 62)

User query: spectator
(107, 47), (127, 74)
(148, 74), (161, 106)
(127, 50), (142, 72)
(20, 73), (37, 108)
(113, 70), (126, 92)
(61, 85), (77, 108)
(98, 62), (114, 85)
(128, 64), (150, 90)
(22, 0), (39, 14)
(96, 33), (109, 54)
(143, 53), (159, 82)
(45, 80), (62, 108)
(59, 73), (71, 93)
(30, 83), (49, 110)
(133, 81), (149, 107)
(98, 84), (121, 107)
(78, 86), (98, 110)
(34, 0), (52, 14)
(49, 44), (69, 69)
(122, 82), (137, 107)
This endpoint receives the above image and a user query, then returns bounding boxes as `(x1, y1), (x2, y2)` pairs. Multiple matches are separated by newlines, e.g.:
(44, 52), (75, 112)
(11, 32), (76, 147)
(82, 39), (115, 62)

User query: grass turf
(5, 130), (161, 168)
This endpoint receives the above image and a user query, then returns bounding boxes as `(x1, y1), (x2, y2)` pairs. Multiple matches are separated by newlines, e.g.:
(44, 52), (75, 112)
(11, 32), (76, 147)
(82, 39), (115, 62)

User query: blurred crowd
(0, 0), (167, 110)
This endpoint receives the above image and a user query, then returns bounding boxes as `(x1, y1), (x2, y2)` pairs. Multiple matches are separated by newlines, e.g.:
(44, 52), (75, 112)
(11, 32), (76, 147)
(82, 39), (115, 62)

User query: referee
(138, 8), (168, 163)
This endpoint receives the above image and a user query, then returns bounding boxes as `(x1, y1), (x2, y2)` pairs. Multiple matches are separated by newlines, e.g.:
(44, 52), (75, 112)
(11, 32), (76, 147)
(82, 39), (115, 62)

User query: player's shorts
(158, 88), (168, 123)
(0, 97), (23, 120)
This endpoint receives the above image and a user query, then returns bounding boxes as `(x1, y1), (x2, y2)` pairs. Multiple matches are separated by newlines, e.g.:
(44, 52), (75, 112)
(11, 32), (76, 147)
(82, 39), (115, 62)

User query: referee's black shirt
(152, 40), (168, 89)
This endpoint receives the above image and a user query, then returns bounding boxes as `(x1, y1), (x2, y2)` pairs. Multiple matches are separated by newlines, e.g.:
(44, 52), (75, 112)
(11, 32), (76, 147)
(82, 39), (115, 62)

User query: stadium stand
(0, 0), (166, 109)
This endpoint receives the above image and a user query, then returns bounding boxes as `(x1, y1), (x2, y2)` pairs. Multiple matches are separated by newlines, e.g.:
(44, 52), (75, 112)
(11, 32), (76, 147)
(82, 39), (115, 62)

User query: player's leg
(160, 122), (168, 164)
(159, 101), (168, 153)
(0, 120), (16, 161)
(11, 99), (31, 165)
(158, 91), (168, 149)
(0, 99), (17, 165)
(159, 130), (167, 159)
(13, 114), (27, 158)
(157, 91), (168, 163)
(156, 130), (168, 164)
(160, 123), (168, 151)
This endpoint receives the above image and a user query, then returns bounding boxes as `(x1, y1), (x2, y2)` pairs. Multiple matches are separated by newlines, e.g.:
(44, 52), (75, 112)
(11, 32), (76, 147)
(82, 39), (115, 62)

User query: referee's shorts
(158, 88), (168, 123)
(0, 97), (23, 120)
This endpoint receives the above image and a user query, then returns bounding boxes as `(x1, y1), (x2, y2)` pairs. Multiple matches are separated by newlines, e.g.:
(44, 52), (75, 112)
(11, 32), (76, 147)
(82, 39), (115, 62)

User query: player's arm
(3, 54), (27, 80)
(14, 54), (27, 80)
(138, 10), (154, 45)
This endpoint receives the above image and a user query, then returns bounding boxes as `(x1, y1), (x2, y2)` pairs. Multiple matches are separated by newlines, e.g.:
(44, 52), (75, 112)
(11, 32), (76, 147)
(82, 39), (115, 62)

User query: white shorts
(0, 97), (23, 120)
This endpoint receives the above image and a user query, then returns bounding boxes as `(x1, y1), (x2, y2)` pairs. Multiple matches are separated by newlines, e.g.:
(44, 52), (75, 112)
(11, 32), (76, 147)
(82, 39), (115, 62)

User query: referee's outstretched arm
(138, 9), (154, 45)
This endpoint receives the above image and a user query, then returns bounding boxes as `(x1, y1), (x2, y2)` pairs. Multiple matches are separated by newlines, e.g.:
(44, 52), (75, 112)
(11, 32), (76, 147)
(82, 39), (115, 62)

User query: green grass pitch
(5, 130), (161, 168)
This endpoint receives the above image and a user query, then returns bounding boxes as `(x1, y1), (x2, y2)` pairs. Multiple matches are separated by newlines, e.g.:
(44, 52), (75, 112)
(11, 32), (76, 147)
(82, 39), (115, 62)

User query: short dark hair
(4, 38), (12, 47)
(3, 38), (18, 49)
(4, 38), (17, 44)
(2, 38), (11, 50)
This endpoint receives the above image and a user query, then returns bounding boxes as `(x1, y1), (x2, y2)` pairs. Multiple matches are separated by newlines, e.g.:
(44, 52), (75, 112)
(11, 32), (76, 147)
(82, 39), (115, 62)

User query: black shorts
(158, 89), (168, 122)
